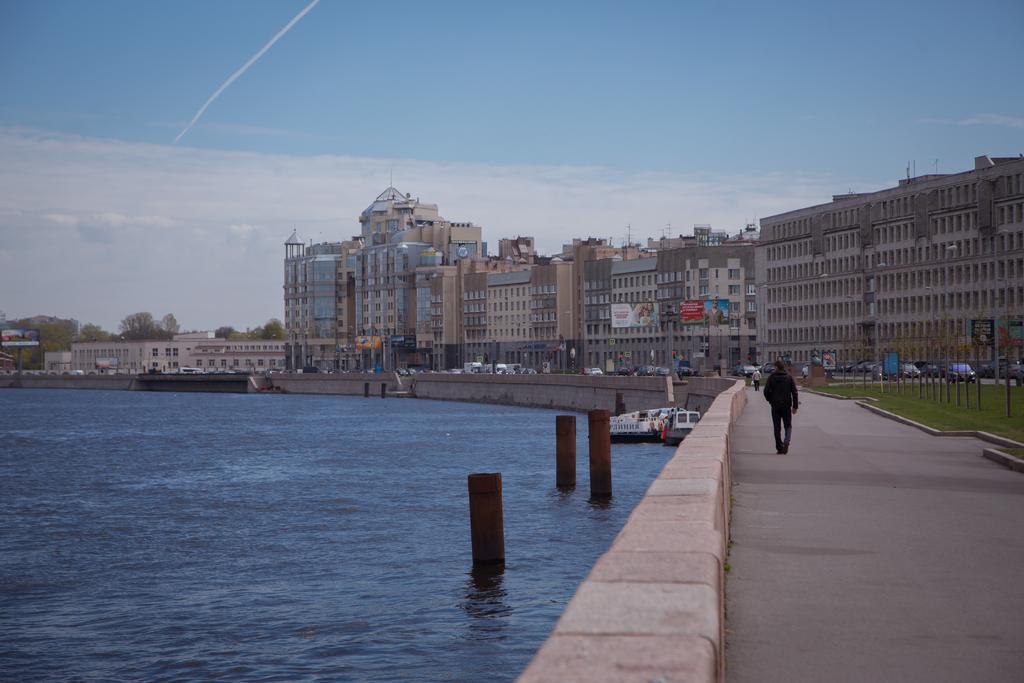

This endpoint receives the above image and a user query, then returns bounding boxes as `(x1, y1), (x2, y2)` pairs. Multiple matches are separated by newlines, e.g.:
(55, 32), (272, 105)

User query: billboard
(680, 300), (705, 325)
(703, 299), (730, 324)
(610, 302), (659, 329)
(997, 319), (1023, 349)
(355, 335), (382, 351)
(389, 335), (417, 350)
(95, 357), (120, 370)
(969, 319), (995, 346)
(1, 328), (40, 347)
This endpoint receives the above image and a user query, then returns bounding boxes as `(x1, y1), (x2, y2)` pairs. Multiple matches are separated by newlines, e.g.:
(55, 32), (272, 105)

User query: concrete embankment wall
(1, 372), (737, 416)
(519, 379), (746, 683)
(411, 374), (676, 413)
(260, 373), (401, 396)
(0, 375), (134, 391)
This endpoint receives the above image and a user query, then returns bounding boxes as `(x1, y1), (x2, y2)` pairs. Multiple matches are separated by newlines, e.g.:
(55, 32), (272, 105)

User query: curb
(855, 402), (1024, 449)
(982, 448), (1024, 473)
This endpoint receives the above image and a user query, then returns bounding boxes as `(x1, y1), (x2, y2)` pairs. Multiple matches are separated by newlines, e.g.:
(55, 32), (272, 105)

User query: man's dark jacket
(764, 369), (799, 410)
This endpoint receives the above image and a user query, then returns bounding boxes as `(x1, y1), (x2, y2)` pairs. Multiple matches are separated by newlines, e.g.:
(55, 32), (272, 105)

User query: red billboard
(679, 300), (704, 325)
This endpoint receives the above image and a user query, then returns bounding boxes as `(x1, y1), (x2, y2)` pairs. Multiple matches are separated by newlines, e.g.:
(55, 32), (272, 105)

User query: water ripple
(0, 388), (670, 681)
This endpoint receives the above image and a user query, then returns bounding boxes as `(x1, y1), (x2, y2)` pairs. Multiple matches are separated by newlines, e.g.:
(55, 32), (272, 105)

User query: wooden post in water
(588, 409), (612, 498)
(381, 382), (387, 399)
(467, 473), (505, 566)
(555, 415), (576, 488)
(364, 382), (370, 398)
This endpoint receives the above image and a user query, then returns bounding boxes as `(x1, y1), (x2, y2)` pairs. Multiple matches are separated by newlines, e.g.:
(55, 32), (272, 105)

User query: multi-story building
(355, 187), (484, 369)
(656, 245), (758, 371)
(526, 258), (576, 370)
(757, 154), (1024, 366)
(427, 265), (463, 370)
(283, 233), (361, 371)
(485, 269), (534, 367)
(498, 236), (535, 263)
(581, 243), (757, 372)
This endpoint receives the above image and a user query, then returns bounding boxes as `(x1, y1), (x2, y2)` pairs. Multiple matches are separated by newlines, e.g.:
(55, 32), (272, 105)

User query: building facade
(71, 333), (285, 373)
(355, 187), (484, 369)
(582, 243), (757, 373)
(283, 234), (361, 371)
(757, 155), (1024, 366)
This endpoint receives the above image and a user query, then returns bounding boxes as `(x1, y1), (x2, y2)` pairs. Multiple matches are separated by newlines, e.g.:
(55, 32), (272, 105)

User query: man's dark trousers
(771, 405), (792, 452)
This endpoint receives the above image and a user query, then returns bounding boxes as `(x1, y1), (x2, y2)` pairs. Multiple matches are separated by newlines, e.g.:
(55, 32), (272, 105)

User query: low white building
(71, 332), (285, 373)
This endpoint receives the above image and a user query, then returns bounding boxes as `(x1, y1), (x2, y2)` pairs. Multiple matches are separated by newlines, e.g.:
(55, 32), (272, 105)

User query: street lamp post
(996, 276), (1012, 417)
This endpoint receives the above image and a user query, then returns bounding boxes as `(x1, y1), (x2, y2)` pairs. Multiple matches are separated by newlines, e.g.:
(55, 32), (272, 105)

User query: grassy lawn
(1006, 449), (1024, 460)
(816, 382), (1024, 444)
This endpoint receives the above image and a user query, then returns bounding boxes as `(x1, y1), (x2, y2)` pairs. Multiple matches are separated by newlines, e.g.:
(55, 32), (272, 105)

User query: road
(726, 388), (1024, 682)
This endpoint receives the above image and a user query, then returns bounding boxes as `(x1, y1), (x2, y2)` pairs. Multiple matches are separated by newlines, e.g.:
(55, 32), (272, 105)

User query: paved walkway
(726, 387), (1024, 682)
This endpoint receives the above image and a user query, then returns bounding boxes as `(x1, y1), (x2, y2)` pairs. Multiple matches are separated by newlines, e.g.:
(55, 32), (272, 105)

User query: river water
(1, 389), (671, 681)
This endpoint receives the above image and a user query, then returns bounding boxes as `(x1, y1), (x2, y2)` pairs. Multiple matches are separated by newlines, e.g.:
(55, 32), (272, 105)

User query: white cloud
(957, 114), (1024, 129)
(921, 113), (1024, 130)
(228, 223), (259, 236)
(0, 126), (872, 331)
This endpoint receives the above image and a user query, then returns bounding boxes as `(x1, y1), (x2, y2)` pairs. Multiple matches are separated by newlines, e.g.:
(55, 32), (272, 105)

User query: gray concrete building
(757, 155), (1024, 367)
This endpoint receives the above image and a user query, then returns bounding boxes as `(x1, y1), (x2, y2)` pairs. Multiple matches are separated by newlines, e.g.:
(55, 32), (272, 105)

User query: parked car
(676, 365), (698, 378)
(616, 366), (633, 376)
(655, 367), (672, 376)
(946, 363), (977, 383)
(584, 367), (604, 375)
(901, 363), (921, 378)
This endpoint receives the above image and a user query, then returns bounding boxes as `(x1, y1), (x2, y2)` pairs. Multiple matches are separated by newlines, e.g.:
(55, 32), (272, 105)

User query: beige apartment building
(355, 187), (484, 369)
(757, 155), (1024, 366)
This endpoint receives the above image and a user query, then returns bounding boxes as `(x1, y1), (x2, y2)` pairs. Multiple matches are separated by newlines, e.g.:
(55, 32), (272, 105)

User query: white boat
(610, 407), (696, 443)
(663, 409), (702, 446)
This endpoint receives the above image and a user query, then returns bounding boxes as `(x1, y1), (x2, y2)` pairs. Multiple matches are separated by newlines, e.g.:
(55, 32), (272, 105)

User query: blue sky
(1, 0), (1022, 330)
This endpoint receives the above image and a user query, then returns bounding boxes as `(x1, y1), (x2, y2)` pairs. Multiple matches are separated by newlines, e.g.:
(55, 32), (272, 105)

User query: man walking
(751, 367), (761, 391)
(763, 359), (798, 454)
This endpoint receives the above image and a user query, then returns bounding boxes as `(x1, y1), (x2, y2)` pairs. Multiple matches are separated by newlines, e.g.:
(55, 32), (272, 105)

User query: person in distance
(763, 359), (798, 454)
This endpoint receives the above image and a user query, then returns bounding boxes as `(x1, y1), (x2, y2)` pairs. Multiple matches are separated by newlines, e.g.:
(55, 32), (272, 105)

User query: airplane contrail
(174, 0), (321, 144)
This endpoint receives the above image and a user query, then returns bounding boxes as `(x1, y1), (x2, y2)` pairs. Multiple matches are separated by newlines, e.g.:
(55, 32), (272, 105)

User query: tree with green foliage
(261, 318), (285, 339)
(78, 323), (113, 342)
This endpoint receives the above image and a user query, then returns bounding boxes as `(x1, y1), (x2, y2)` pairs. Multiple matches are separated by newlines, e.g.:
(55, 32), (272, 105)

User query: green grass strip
(816, 382), (1024, 444)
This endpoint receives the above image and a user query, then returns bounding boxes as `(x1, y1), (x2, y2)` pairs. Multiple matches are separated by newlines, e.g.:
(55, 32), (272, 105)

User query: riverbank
(0, 372), (737, 415)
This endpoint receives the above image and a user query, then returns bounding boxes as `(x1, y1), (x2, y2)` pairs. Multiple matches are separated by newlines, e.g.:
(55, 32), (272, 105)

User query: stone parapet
(519, 379), (746, 683)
